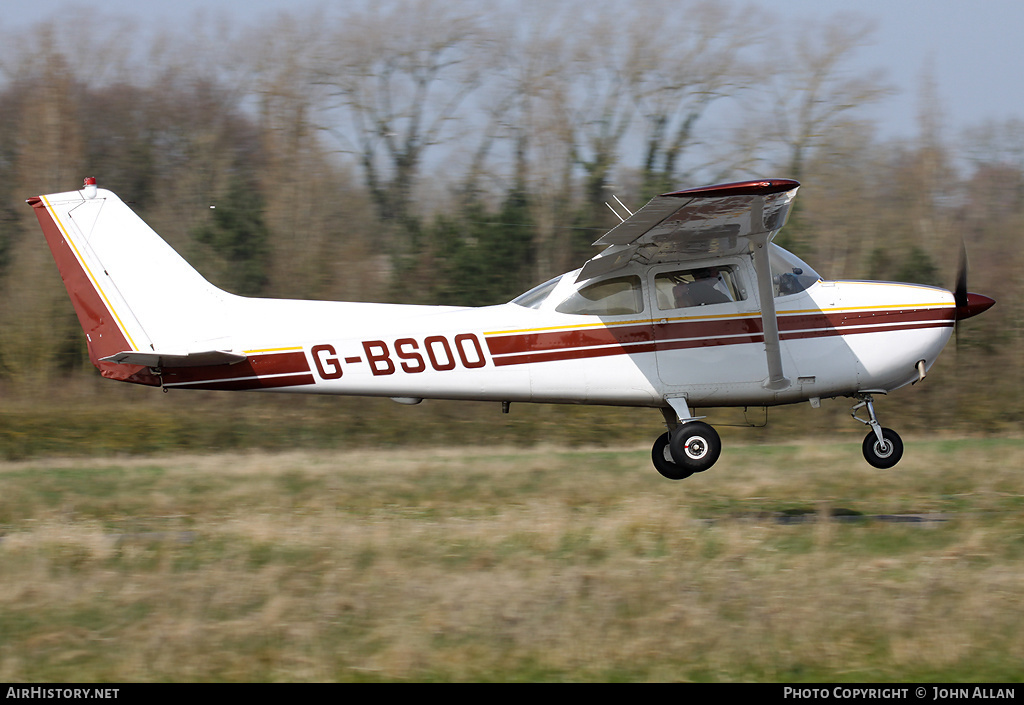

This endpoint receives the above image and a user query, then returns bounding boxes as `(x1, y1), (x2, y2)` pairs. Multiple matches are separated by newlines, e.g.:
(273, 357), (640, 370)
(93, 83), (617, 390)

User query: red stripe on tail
(28, 197), (159, 386)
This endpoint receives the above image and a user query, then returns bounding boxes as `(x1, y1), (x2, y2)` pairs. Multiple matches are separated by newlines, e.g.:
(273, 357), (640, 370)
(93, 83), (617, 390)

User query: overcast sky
(5, 0), (1021, 142)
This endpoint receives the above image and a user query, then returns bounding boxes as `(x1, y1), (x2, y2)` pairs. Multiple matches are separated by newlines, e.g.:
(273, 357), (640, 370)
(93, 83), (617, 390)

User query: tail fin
(28, 179), (235, 383)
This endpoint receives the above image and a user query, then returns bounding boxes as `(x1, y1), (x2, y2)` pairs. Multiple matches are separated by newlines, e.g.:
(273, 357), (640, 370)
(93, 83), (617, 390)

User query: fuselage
(153, 269), (957, 411)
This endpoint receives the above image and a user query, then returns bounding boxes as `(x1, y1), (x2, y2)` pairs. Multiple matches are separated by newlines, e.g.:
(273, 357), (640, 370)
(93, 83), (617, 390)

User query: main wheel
(669, 421), (722, 473)
(652, 432), (693, 480)
(862, 427), (903, 469)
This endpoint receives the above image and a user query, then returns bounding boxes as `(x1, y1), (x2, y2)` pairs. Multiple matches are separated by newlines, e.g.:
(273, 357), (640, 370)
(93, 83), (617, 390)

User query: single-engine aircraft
(29, 178), (995, 479)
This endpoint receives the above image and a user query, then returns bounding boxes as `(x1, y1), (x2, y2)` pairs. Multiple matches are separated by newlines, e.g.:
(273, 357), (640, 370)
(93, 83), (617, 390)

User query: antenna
(605, 201), (626, 223)
(604, 195), (634, 223)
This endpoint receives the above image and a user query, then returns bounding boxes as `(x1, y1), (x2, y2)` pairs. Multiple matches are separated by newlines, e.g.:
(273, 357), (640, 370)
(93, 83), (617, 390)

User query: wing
(578, 179), (800, 282)
(583, 179), (801, 393)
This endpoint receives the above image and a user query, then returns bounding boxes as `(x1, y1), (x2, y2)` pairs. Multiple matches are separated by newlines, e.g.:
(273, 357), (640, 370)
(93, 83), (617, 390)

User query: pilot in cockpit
(672, 267), (732, 307)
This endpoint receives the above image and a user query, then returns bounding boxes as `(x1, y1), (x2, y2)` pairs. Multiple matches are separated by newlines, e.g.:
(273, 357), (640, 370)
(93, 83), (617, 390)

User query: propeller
(952, 240), (995, 346)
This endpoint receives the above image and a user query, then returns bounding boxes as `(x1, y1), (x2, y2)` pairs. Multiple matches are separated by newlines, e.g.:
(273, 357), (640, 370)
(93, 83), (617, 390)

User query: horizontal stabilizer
(101, 350), (247, 368)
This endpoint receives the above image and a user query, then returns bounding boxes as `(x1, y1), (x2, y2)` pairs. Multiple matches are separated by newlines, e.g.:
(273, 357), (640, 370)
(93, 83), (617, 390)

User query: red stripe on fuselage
(491, 340), (659, 367)
(166, 373), (316, 391)
(779, 307), (955, 332)
(486, 323), (654, 356)
(161, 352), (310, 384)
(780, 319), (953, 342)
(160, 351), (313, 390)
(486, 307), (954, 367)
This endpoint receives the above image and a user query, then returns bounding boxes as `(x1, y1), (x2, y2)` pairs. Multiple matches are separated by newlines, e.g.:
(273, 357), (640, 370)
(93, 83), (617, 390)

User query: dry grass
(1, 439), (1022, 682)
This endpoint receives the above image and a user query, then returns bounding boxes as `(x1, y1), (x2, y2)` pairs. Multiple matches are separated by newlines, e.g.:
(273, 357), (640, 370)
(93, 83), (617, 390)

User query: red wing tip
(662, 179), (800, 198)
(26, 196), (42, 206)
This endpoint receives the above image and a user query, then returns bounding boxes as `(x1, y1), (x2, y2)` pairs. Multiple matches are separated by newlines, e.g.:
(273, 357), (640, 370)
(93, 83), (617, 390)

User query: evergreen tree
(191, 177), (272, 297)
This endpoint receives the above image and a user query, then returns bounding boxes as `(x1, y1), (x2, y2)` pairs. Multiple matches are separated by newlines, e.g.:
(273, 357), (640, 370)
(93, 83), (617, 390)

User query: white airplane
(29, 177), (994, 479)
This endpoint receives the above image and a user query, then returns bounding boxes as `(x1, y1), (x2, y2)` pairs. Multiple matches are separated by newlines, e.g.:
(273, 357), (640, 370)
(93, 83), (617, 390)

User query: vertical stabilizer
(28, 180), (233, 383)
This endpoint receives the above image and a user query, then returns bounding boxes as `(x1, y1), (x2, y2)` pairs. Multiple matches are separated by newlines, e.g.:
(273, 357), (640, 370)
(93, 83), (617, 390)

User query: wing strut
(749, 196), (789, 391)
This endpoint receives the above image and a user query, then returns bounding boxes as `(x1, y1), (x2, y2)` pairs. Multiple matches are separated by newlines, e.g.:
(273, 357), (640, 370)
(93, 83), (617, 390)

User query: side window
(555, 275), (644, 316)
(655, 266), (744, 310)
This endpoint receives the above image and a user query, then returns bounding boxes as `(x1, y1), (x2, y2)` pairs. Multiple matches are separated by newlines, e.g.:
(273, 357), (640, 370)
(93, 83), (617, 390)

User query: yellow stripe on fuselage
(243, 346), (305, 355)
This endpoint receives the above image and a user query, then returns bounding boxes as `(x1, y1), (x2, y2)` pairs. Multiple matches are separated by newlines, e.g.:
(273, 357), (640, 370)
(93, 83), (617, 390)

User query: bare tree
(490, 4), (578, 281)
(759, 13), (891, 182)
(314, 0), (486, 233)
(627, 1), (770, 195)
(564, 8), (638, 220)
(235, 13), (367, 299)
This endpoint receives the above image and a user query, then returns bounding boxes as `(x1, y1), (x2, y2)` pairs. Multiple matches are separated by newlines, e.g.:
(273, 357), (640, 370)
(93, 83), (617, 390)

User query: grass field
(1, 438), (1022, 682)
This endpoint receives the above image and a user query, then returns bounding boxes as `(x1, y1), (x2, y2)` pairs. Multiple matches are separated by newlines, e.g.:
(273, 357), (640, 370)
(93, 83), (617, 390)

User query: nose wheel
(862, 427), (903, 468)
(851, 394), (904, 468)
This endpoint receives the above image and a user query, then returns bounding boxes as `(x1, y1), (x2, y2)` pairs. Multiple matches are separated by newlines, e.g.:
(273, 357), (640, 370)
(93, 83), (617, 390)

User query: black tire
(862, 427), (903, 469)
(669, 421), (722, 473)
(652, 432), (693, 480)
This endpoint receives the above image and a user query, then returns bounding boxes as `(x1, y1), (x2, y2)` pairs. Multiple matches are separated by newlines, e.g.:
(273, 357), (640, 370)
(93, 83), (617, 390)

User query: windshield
(769, 245), (821, 297)
(511, 275), (563, 309)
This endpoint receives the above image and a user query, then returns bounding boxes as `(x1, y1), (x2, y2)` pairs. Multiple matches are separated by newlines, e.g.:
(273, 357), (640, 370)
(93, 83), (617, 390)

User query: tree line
(0, 0), (1019, 431)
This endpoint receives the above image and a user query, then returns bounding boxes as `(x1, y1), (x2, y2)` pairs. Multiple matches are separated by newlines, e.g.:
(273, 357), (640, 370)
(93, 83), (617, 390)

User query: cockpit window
(655, 266), (744, 310)
(770, 245), (821, 297)
(555, 275), (644, 316)
(511, 275), (562, 309)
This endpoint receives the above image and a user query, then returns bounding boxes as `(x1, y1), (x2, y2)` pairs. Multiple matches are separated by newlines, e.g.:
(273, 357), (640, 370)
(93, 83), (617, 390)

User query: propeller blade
(955, 241), (966, 347)
(954, 240), (968, 310)
(951, 241), (995, 350)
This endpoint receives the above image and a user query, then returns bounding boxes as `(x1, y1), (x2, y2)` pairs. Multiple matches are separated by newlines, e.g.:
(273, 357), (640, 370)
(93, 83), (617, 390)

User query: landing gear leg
(851, 394), (904, 469)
